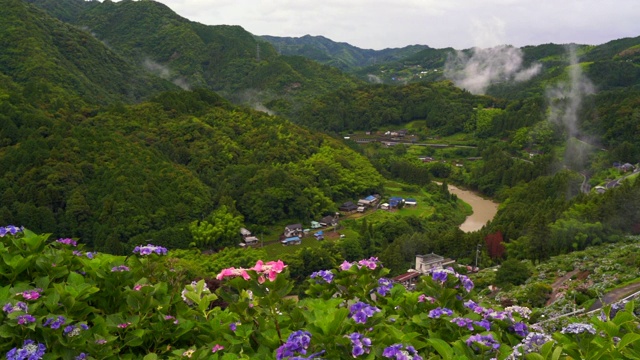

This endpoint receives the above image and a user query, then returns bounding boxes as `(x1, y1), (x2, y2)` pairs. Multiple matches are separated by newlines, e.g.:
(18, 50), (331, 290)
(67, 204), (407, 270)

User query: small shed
(310, 221), (322, 229)
(405, 198), (417, 206)
(314, 231), (324, 241)
(281, 236), (301, 246)
(380, 203), (390, 210)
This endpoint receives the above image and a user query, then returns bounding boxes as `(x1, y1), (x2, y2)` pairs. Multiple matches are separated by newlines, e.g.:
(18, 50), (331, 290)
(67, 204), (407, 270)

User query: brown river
(444, 183), (499, 232)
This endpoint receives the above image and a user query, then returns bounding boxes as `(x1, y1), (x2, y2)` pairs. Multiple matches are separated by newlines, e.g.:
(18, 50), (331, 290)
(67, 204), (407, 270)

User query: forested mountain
(27, 0), (363, 115)
(260, 34), (430, 71)
(0, 0), (177, 106)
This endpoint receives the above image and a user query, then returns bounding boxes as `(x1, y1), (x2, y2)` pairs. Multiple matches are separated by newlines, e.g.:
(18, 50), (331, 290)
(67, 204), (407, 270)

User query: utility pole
(475, 244), (481, 270)
(256, 43), (261, 62)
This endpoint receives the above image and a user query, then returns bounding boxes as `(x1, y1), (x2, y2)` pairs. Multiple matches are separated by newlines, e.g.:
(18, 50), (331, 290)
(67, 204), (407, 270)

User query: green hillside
(0, 0), (177, 107)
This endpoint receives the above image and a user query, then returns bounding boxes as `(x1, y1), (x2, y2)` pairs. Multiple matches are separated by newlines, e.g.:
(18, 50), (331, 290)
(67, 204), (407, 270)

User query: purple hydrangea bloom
(466, 334), (501, 352)
(561, 323), (596, 335)
(1, 225), (23, 237)
(3, 302), (28, 314)
(75, 353), (87, 360)
(349, 302), (381, 324)
(347, 332), (372, 357)
(376, 278), (394, 296)
(456, 274), (474, 292)
(276, 330), (312, 360)
(382, 343), (422, 360)
(133, 244), (168, 256)
(6, 339), (46, 360)
(511, 322), (528, 337)
(43, 316), (67, 329)
(64, 323), (90, 337)
(229, 322), (238, 331)
(511, 332), (553, 358)
(111, 265), (130, 272)
(428, 307), (453, 319)
(451, 317), (475, 330)
(474, 319), (492, 331)
(17, 314), (36, 325)
(56, 238), (77, 246)
(431, 270), (449, 283)
(310, 270), (334, 284)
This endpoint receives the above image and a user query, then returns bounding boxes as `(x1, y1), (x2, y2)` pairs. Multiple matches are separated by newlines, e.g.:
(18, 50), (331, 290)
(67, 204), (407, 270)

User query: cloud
(142, 58), (191, 90)
(444, 45), (541, 94)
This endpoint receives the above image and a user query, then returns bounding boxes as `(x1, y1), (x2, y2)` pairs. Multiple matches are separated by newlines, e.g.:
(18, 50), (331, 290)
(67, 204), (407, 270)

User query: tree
(189, 205), (244, 251)
(495, 259), (531, 287)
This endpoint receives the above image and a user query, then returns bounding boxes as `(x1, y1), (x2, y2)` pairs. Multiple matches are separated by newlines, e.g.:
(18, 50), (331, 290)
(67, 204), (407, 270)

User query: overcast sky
(152, 0), (640, 50)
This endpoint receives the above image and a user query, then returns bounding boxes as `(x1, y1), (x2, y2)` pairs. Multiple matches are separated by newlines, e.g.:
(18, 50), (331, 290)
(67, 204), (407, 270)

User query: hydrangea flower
(347, 332), (371, 357)
(431, 270), (449, 283)
(451, 317), (475, 330)
(508, 332), (553, 359)
(505, 305), (532, 319)
(357, 257), (380, 270)
(349, 302), (381, 324)
(6, 339), (46, 360)
(561, 323), (596, 335)
(0, 225), (23, 237)
(428, 307), (453, 319)
(276, 330), (312, 360)
(17, 314), (36, 325)
(3, 302), (28, 314)
(339, 260), (353, 271)
(376, 278), (394, 296)
(310, 270), (334, 284)
(56, 238), (77, 246)
(75, 353), (87, 360)
(117, 322), (132, 329)
(510, 322), (528, 337)
(466, 334), (501, 352)
(18, 289), (41, 301)
(211, 344), (224, 353)
(111, 265), (130, 272)
(133, 244), (168, 256)
(456, 273), (474, 292)
(64, 323), (90, 337)
(43, 316), (67, 329)
(382, 344), (422, 360)
(418, 294), (435, 303)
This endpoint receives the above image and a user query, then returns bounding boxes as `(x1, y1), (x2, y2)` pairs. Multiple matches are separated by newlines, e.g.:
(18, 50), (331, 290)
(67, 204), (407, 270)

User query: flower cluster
(133, 244), (167, 256)
(64, 323), (90, 337)
(428, 307), (453, 319)
(17, 314), (36, 325)
(216, 260), (286, 282)
(505, 305), (532, 319)
(466, 334), (501, 352)
(56, 238), (77, 246)
(43, 316), (67, 329)
(509, 332), (553, 359)
(382, 344), (422, 360)
(3, 302), (28, 314)
(340, 257), (381, 271)
(72, 251), (94, 259)
(111, 265), (130, 272)
(510, 322), (529, 337)
(276, 330), (312, 360)
(347, 332), (371, 357)
(17, 289), (41, 301)
(6, 339), (46, 360)
(560, 323), (596, 335)
(349, 301), (381, 324)
(211, 344), (224, 353)
(310, 270), (334, 284)
(376, 278), (394, 296)
(0, 225), (22, 237)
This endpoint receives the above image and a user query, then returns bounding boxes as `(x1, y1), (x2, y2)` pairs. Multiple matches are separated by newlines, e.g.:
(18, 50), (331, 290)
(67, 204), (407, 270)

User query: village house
(339, 201), (358, 213)
(281, 236), (301, 246)
(320, 215), (338, 227)
(239, 228), (259, 247)
(284, 224), (303, 238)
(392, 253), (456, 289)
